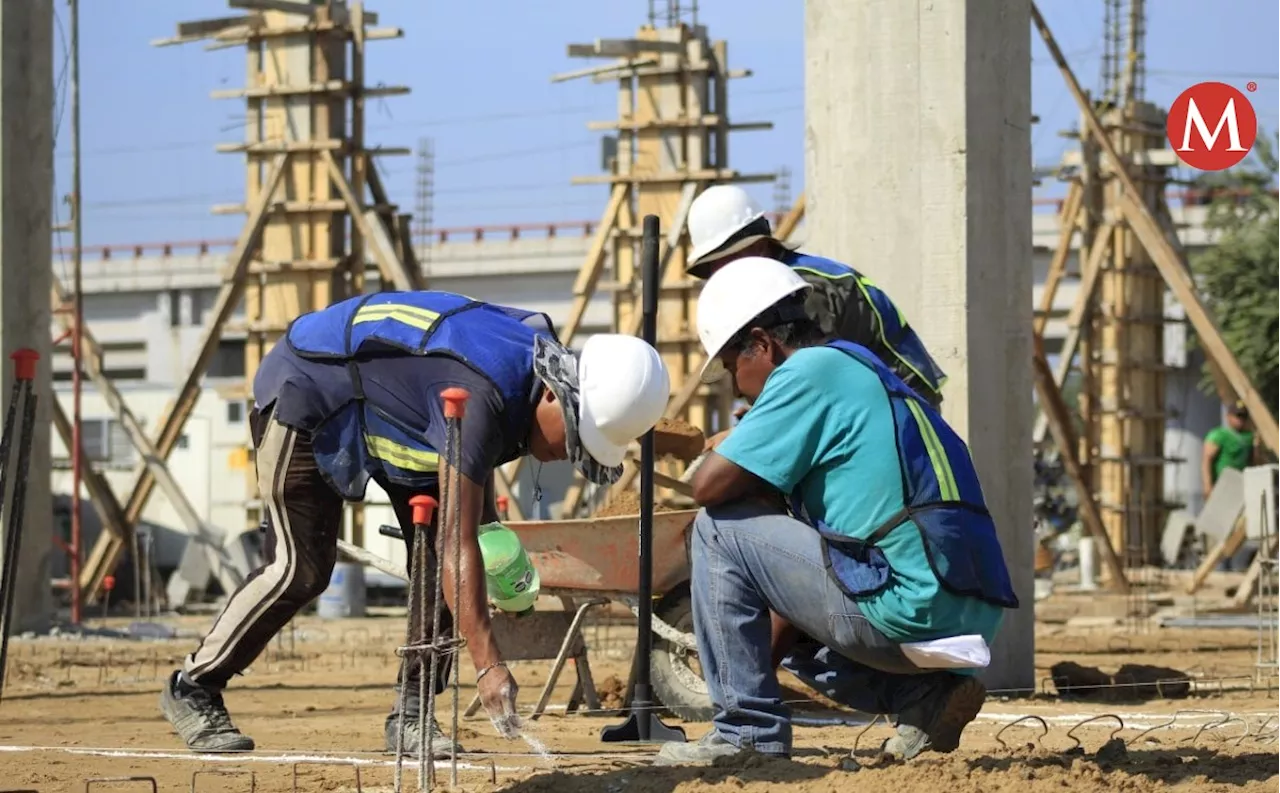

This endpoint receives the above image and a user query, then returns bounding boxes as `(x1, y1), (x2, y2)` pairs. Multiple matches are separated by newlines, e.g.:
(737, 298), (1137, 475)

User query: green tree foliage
(1189, 133), (1279, 417)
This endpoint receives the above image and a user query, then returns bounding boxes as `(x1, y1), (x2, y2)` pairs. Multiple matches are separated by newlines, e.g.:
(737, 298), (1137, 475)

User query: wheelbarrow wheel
(650, 589), (714, 722)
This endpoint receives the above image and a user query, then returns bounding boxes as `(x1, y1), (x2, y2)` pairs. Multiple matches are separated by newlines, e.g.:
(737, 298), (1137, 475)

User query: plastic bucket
(317, 561), (367, 619)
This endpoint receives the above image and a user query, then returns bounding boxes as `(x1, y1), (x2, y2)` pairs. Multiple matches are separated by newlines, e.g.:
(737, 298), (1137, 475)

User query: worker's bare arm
(1201, 440), (1220, 497)
(439, 463), (501, 671)
(690, 451), (779, 508)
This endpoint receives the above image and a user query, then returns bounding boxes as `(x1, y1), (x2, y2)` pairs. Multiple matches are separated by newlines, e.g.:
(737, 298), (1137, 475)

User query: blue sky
(56, 0), (1279, 248)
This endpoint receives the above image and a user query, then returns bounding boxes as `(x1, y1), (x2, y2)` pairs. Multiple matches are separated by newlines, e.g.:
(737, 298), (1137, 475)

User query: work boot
(654, 730), (761, 767)
(882, 675), (986, 760)
(384, 715), (463, 758)
(160, 671), (255, 752)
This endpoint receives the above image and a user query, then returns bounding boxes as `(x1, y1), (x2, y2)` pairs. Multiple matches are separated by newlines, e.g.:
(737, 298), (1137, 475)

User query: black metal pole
(0, 382), (38, 705)
(600, 215), (686, 745)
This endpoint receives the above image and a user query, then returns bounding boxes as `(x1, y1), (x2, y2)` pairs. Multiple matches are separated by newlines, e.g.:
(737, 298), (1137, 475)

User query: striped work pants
(182, 406), (452, 701)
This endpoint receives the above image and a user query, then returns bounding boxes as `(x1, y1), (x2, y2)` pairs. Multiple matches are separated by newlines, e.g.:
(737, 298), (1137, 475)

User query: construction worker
(1201, 400), (1261, 500)
(686, 184), (947, 407)
(160, 290), (670, 755)
(656, 258), (1018, 766)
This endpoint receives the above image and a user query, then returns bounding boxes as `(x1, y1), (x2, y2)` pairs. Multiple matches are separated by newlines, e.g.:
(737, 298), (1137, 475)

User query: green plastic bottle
(477, 522), (540, 614)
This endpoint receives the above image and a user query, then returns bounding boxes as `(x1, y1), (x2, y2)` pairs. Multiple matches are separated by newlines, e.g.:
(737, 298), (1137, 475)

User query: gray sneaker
(882, 675), (986, 760)
(384, 716), (463, 758)
(160, 671), (255, 752)
(654, 730), (748, 767)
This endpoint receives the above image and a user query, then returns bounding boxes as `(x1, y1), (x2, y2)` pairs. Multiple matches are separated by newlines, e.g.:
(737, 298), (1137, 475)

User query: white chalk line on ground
(0, 744), (551, 772)
(975, 709), (1277, 730)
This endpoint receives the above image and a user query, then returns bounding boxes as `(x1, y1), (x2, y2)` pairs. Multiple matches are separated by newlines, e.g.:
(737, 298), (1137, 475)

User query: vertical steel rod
(0, 377), (39, 703)
(68, 0), (85, 626)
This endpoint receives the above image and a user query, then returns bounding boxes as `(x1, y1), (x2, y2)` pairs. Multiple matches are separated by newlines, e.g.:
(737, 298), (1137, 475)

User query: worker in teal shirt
(656, 257), (1018, 766)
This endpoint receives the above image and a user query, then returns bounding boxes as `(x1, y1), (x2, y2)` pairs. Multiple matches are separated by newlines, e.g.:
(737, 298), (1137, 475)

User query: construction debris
(1050, 660), (1191, 701)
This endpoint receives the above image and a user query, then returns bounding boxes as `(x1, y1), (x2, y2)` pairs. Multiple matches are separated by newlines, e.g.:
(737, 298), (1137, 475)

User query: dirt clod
(1051, 661), (1191, 702)
(594, 674), (627, 711)
(653, 418), (706, 462)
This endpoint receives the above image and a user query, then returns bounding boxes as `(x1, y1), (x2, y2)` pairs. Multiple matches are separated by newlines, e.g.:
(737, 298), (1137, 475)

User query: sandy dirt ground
(0, 601), (1275, 793)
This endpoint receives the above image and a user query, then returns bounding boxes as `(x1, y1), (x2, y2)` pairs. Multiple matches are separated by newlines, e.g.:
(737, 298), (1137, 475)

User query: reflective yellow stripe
(850, 278), (933, 389)
(364, 435), (439, 473)
(906, 400), (958, 501)
(352, 303), (440, 331)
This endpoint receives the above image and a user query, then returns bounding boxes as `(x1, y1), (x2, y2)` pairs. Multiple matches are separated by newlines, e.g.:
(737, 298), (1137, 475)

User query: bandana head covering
(532, 335), (624, 485)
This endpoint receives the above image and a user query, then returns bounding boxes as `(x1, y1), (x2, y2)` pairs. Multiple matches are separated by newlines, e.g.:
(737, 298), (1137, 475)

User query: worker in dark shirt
(686, 185), (947, 407)
(159, 291), (670, 756)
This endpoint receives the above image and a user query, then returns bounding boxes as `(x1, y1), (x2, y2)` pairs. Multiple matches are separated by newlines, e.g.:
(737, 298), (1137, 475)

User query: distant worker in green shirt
(1201, 400), (1260, 499)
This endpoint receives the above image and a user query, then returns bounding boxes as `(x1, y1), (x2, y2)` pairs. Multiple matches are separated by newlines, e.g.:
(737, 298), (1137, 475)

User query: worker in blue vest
(686, 184), (947, 408)
(159, 291), (670, 756)
(655, 258), (1018, 766)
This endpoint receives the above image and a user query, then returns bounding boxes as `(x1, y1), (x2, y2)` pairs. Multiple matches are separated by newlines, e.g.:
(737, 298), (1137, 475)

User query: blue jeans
(691, 502), (952, 755)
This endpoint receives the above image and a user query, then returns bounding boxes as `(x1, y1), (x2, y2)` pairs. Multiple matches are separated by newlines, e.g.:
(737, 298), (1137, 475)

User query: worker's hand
(477, 663), (521, 739)
(704, 429), (732, 453)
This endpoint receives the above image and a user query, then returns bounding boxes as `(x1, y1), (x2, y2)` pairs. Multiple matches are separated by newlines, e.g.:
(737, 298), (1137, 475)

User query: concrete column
(805, 0), (1034, 689)
(0, 0), (53, 632)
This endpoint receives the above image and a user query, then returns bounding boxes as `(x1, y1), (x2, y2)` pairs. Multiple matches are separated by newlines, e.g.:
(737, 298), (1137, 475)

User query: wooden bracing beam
(773, 191), (805, 242)
(1032, 339), (1130, 592)
(323, 149), (423, 292)
(49, 395), (130, 575)
(1032, 217), (1117, 445)
(1033, 181), (1084, 338)
(52, 275), (244, 598)
(79, 153), (290, 599)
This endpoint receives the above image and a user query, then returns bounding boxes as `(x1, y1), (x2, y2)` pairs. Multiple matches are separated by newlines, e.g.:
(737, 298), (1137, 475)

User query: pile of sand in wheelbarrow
(591, 419), (705, 518)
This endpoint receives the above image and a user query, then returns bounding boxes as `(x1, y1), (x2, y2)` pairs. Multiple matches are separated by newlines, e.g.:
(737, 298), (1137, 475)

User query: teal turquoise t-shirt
(715, 346), (1004, 646)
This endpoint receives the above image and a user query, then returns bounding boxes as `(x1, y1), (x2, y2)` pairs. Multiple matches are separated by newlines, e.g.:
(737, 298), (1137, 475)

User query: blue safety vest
(782, 251), (948, 405)
(285, 291), (554, 500)
(797, 339), (1019, 610)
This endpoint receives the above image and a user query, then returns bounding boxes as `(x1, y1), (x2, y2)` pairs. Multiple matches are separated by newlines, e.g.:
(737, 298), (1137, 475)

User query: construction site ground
(0, 575), (1276, 793)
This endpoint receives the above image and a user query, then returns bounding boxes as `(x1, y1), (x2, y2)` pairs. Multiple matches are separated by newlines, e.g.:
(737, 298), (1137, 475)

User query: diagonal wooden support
(51, 275), (244, 599)
(1031, 1), (1278, 456)
(1032, 217), (1117, 444)
(1032, 339), (1129, 593)
(49, 394), (131, 568)
(1034, 181), (1084, 337)
(79, 152), (290, 599)
(561, 183), (629, 345)
(1117, 190), (1279, 453)
(773, 191), (805, 241)
(323, 149), (422, 292)
(366, 158), (424, 287)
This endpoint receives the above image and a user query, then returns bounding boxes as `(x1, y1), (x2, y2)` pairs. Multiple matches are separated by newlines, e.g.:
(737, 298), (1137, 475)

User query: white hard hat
(577, 334), (671, 467)
(696, 256), (812, 383)
(688, 185), (767, 270)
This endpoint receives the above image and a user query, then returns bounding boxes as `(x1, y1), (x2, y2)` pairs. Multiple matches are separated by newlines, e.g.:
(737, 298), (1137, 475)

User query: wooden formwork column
(632, 25), (706, 444)
(141, 2), (413, 570)
(1095, 103), (1169, 564)
(558, 20), (774, 516)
